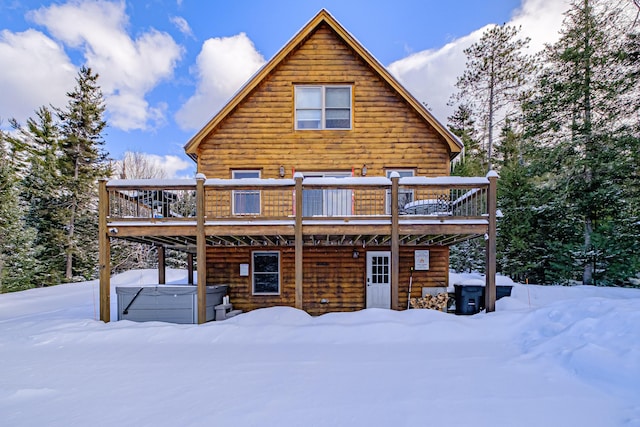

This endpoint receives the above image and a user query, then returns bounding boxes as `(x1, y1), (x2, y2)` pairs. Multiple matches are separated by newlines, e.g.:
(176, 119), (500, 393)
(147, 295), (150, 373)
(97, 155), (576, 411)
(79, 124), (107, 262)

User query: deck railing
(105, 175), (491, 222)
(98, 172), (499, 322)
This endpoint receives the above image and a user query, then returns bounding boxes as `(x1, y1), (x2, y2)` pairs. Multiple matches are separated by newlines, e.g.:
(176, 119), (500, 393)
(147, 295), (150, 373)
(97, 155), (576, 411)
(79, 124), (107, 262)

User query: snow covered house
(98, 9), (498, 323)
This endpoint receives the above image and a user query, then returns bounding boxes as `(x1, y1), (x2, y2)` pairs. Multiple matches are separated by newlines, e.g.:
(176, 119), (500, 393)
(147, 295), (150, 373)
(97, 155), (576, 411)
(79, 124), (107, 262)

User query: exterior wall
(198, 22), (454, 315)
(196, 23), (451, 180)
(206, 246), (449, 315)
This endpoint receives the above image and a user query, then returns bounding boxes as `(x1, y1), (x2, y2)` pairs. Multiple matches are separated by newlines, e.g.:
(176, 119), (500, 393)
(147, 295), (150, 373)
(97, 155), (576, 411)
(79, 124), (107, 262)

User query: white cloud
(388, 0), (570, 125)
(170, 16), (194, 38)
(0, 29), (76, 123)
(175, 32), (265, 130)
(113, 152), (193, 179)
(388, 27), (488, 123)
(511, 0), (571, 52)
(28, 0), (183, 131)
(146, 153), (192, 179)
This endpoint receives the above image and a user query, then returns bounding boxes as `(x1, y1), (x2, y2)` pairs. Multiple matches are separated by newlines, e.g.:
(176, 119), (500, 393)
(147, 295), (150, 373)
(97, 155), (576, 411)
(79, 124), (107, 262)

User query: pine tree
(57, 67), (110, 281)
(451, 24), (537, 171)
(448, 104), (486, 176)
(0, 130), (38, 292)
(18, 107), (69, 285)
(494, 122), (546, 282)
(525, 0), (640, 285)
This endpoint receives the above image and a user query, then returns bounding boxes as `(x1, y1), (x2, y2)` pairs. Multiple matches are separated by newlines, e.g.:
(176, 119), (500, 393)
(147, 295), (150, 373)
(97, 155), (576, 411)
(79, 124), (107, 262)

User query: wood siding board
(205, 245), (449, 314)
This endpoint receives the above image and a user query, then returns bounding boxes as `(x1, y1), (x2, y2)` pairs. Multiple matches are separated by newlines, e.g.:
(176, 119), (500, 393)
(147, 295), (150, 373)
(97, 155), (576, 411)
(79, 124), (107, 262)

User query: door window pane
(301, 173), (351, 216)
(303, 189), (323, 216)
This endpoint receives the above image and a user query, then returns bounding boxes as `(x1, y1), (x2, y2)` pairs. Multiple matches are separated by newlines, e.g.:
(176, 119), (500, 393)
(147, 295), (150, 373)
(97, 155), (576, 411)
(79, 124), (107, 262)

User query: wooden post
(196, 174), (207, 324)
(294, 172), (304, 309)
(485, 170), (499, 312)
(157, 245), (165, 284)
(187, 253), (194, 285)
(390, 172), (400, 310)
(98, 179), (110, 322)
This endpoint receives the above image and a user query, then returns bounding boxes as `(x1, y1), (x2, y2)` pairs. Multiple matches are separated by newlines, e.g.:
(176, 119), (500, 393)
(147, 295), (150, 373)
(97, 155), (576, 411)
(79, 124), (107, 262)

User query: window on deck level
(252, 251), (280, 295)
(295, 86), (351, 130)
(232, 170), (260, 215)
(302, 172), (352, 217)
(386, 170), (415, 214)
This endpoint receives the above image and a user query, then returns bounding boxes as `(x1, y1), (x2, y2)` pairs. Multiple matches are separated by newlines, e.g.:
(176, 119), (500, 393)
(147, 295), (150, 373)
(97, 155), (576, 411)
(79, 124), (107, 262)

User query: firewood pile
(409, 293), (448, 311)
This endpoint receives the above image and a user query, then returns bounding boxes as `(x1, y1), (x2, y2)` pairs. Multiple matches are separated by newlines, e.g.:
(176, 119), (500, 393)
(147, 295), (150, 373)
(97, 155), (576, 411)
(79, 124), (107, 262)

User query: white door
(366, 251), (391, 309)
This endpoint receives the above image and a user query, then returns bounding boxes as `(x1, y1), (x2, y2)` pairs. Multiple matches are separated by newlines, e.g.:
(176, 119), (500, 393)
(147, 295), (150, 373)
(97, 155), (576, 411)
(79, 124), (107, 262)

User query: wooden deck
(98, 172), (499, 322)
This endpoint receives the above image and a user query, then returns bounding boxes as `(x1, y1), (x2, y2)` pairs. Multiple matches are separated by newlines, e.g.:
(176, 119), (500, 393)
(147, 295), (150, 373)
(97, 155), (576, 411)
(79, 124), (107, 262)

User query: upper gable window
(295, 86), (351, 130)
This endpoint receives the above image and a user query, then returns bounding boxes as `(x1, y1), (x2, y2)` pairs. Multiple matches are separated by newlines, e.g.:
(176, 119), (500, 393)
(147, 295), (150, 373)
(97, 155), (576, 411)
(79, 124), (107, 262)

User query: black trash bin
(454, 285), (485, 315)
(496, 285), (513, 300)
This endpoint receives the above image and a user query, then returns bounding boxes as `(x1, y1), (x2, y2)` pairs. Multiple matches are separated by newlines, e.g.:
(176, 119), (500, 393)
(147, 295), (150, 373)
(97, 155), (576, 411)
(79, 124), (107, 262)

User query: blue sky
(0, 0), (569, 177)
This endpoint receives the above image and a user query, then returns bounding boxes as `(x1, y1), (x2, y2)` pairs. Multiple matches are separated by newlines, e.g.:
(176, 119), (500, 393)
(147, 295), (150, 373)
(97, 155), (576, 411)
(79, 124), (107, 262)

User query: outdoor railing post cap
(389, 171), (400, 179)
(195, 173), (207, 180)
(486, 170), (499, 179)
(294, 172), (304, 179)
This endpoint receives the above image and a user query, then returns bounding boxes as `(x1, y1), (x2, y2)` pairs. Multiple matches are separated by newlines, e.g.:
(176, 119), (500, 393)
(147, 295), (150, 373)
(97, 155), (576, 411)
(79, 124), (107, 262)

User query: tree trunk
(583, 217), (593, 285)
(65, 152), (80, 280)
(581, 0), (594, 286)
(487, 59), (495, 172)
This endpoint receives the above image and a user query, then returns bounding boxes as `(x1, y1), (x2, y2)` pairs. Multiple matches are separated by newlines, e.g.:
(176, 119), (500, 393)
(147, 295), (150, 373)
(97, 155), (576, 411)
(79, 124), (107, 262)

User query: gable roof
(184, 9), (463, 161)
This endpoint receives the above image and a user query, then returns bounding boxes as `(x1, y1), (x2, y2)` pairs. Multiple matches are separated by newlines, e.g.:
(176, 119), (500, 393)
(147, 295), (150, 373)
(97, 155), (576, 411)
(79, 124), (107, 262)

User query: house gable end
(196, 22), (452, 178)
(185, 9), (462, 164)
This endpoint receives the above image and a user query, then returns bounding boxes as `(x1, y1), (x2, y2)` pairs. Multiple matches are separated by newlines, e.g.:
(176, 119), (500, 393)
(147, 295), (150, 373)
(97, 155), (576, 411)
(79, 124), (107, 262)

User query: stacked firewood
(409, 293), (448, 311)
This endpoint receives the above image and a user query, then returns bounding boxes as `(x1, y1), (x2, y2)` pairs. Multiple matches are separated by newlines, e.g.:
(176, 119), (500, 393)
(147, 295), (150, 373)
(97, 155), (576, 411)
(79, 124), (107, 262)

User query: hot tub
(116, 284), (228, 324)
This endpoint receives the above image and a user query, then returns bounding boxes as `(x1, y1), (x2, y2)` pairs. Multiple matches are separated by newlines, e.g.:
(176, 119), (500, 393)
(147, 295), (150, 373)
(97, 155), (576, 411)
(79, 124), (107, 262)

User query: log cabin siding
(197, 23), (451, 180)
(206, 245), (448, 315)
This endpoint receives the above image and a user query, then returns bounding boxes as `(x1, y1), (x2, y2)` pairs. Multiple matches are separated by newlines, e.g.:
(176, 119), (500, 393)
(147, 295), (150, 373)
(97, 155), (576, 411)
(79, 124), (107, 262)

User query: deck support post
(294, 173), (304, 310)
(157, 245), (166, 284)
(196, 174), (207, 324)
(390, 172), (400, 310)
(187, 253), (194, 285)
(98, 179), (110, 322)
(485, 170), (499, 312)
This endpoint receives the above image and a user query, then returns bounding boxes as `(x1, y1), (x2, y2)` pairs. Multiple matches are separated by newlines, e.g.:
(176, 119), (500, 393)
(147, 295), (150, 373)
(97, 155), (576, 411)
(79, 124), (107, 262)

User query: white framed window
(295, 85), (351, 130)
(252, 251), (280, 295)
(386, 170), (415, 214)
(301, 172), (352, 217)
(232, 170), (260, 215)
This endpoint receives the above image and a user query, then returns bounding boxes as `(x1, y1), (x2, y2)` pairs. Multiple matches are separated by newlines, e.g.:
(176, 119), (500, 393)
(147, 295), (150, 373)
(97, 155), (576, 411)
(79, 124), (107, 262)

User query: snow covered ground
(1, 270), (639, 426)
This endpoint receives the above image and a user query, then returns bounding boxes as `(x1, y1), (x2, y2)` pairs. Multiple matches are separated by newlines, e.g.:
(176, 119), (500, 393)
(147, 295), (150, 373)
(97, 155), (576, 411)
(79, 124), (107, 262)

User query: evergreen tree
(57, 67), (110, 281)
(12, 107), (69, 286)
(524, 0), (640, 285)
(448, 104), (486, 176)
(451, 24), (537, 171)
(495, 122), (547, 282)
(0, 130), (37, 292)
